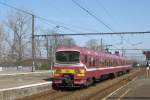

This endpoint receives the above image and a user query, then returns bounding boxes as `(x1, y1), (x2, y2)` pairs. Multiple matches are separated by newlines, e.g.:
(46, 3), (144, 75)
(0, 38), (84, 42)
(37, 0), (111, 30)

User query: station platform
(0, 70), (53, 89)
(0, 70), (53, 100)
(0, 70), (53, 75)
(105, 70), (150, 100)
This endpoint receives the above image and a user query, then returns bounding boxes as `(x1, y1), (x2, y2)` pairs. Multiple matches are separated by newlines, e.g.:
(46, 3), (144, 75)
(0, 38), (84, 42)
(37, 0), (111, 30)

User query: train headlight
(55, 69), (61, 74)
(77, 69), (85, 76)
(54, 69), (61, 76)
(79, 69), (85, 74)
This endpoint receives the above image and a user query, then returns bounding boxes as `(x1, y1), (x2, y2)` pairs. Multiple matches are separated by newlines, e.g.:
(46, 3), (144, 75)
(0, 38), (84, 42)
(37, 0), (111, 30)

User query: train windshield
(56, 51), (80, 64)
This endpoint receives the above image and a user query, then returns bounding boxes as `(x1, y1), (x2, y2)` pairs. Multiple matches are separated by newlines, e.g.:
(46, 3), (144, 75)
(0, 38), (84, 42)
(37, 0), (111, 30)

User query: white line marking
(0, 71), (52, 76)
(102, 76), (137, 100)
(86, 65), (131, 71)
(0, 81), (52, 92)
(117, 89), (131, 100)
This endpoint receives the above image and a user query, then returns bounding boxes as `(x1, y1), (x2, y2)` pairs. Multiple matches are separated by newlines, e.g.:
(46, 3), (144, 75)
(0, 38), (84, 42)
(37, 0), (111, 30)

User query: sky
(0, 0), (150, 60)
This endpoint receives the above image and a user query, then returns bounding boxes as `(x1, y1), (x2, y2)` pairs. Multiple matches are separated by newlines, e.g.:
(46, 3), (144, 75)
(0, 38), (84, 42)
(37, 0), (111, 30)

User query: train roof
(56, 46), (128, 60)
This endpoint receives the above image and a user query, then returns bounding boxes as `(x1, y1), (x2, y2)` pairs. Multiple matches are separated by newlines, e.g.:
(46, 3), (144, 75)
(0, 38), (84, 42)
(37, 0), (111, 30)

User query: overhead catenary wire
(94, 1), (138, 48)
(108, 49), (150, 51)
(34, 31), (150, 37)
(36, 16), (99, 33)
(0, 1), (148, 51)
(0, 1), (85, 34)
(95, 0), (120, 27)
(37, 19), (79, 33)
(71, 0), (114, 32)
(0, 1), (33, 15)
(38, 18), (92, 39)
(95, 0), (125, 45)
(71, 0), (136, 50)
(0, 1), (93, 40)
(34, 31), (150, 54)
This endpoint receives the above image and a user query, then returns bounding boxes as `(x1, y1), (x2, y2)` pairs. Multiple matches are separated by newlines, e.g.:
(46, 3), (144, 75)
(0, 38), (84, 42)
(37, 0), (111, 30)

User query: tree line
(0, 11), (105, 68)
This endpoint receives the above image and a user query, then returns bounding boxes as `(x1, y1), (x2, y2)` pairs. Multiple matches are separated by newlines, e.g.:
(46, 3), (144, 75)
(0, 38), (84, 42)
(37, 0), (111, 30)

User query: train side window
(110, 60), (112, 66)
(107, 59), (109, 67)
(115, 60), (118, 66)
(96, 57), (99, 67)
(118, 60), (120, 66)
(99, 58), (103, 67)
(85, 55), (87, 63)
(103, 60), (105, 66)
(113, 60), (115, 66)
(112, 60), (114, 66)
(115, 60), (117, 66)
(109, 60), (111, 66)
(116, 60), (118, 66)
(89, 57), (92, 67)
(108, 60), (110, 66)
(106, 60), (109, 67)
(104, 59), (107, 67)
(119, 60), (121, 66)
(89, 62), (91, 67)
(93, 59), (95, 66)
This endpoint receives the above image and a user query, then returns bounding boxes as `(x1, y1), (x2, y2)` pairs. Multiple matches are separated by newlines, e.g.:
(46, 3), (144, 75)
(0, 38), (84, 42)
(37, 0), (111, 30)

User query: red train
(52, 46), (132, 88)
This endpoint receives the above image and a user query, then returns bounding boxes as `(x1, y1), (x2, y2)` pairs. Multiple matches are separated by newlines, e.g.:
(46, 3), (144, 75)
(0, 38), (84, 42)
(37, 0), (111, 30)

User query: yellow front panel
(77, 73), (85, 76)
(80, 69), (85, 74)
(61, 69), (75, 74)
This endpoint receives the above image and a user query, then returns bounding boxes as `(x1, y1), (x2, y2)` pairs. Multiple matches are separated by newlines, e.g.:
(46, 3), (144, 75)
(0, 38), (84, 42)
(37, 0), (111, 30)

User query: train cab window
(56, 51), (80, 64)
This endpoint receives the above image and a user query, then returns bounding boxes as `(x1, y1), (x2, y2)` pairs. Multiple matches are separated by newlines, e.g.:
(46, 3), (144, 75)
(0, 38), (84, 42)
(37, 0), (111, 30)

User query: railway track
(17, 69), (143, 100)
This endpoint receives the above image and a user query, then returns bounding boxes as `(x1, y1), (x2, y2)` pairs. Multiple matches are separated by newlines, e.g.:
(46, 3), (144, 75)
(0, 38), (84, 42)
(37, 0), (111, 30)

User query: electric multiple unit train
(52, 46), (132, 88)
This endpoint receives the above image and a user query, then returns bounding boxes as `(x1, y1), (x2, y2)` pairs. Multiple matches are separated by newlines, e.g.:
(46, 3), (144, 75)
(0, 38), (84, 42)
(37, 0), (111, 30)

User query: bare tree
(0, 23), (6, 63)
(85, 39), (105, 51)
(60, 36), (76, 47)
(5, 11), (31, 65)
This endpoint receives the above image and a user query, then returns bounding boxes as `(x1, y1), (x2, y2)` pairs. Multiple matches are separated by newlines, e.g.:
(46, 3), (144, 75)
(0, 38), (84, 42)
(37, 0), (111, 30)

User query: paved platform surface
(0, 70), (51, 74)
(106, 70), (150, 100)
(0, 70), (53, 89)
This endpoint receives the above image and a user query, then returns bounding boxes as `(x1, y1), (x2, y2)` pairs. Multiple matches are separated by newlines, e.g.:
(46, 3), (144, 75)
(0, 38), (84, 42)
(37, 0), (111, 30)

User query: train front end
(52, 50), (86, 88)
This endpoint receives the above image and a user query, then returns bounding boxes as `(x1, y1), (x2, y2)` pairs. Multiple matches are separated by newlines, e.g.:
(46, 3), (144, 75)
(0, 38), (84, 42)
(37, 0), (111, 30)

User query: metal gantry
(34, 31), (150, 37)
